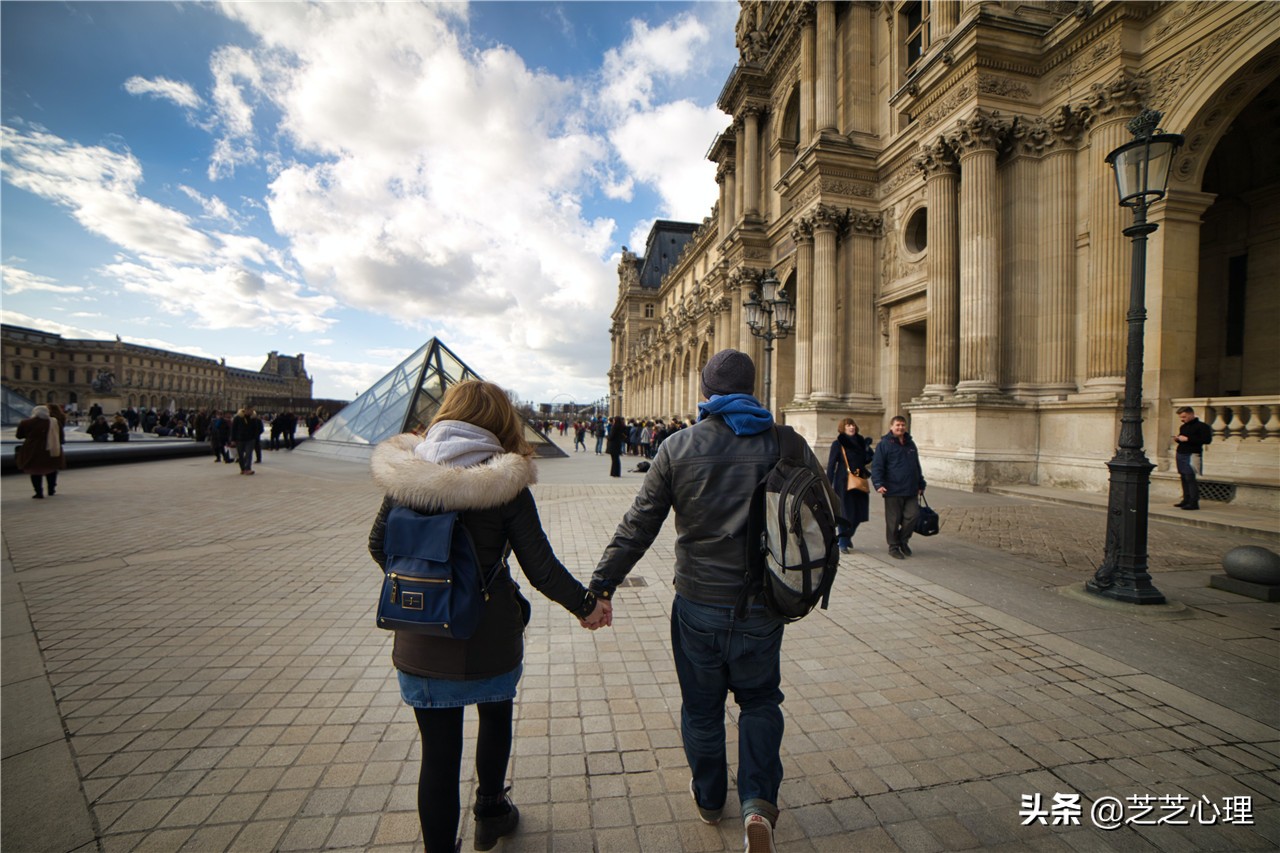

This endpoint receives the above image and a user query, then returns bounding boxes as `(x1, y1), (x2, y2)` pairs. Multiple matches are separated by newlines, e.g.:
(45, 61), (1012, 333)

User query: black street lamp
(1086, 109), (1184, 604)
(742, 269), (794, 409)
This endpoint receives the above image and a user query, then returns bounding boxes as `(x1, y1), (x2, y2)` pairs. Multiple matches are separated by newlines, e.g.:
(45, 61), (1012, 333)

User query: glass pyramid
(2, 385), (36, 426)
(312, 338), (566, 457)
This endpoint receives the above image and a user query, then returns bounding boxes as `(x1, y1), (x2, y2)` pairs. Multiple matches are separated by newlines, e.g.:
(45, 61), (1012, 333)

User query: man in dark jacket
(230, 408), (263, 475)
(590, 349), (825, 853)
(1173, 405), (1214, 510)
(870, 415), (926, 559)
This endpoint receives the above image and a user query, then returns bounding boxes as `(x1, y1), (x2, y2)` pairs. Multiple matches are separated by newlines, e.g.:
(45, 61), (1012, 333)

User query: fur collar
(371, 432), (537, 512)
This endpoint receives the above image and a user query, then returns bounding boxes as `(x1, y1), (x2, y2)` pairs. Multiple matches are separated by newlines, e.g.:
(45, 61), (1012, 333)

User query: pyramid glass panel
(2, 385), (36, 426)
(311, 338), (565, 457)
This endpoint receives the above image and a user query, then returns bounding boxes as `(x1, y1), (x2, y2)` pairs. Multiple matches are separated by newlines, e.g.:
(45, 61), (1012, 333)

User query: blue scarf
(697, 393), (774, 436)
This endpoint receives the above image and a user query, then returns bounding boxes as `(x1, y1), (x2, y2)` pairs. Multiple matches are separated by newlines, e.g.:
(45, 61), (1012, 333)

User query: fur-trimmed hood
(371, 432), (537, 512)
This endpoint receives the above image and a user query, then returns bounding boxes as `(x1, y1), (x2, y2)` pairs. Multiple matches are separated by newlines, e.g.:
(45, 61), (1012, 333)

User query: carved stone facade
(610, 1), (1279, 507)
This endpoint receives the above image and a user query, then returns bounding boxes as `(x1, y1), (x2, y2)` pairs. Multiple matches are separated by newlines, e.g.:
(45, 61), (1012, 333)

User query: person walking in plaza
(368, 380), (609, 853)
(870, 415), (926, 559)
(1173, 405), (1213, 511)
(573, 421), (587, 453)
(230, 407), (261, 475)
(594, 417), (605, 455)
(15, 405), (66, 499)
(589, 348), (823, 853)
(605, 415), (626, 477)
(826, 417), (873, 554)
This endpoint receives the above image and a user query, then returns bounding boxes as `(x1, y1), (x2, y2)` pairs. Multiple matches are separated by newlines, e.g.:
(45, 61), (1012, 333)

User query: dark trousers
(414, 700), (513, 853)
(883, 496), (919, 550)
(30, 473), (57, 496)
(609, 453), (621, 477)
(1176, 453), (1200, 507)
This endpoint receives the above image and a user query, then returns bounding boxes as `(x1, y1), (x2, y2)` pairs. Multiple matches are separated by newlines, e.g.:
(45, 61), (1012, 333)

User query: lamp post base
(1085, 452), (1166, 605)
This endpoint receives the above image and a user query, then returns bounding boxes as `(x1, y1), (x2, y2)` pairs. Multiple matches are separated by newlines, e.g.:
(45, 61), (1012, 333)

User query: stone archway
(1148, 38), (1280, 497)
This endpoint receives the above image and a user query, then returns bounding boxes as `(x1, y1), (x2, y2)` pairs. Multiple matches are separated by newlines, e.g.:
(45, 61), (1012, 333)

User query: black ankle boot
(473, 787), (518, 851)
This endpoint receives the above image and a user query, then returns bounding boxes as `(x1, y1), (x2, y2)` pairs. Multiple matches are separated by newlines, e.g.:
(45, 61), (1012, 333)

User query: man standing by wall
(590, 349), (824, 853)
(1173, 406), (1214, 511)
(871, 415), (926, 559)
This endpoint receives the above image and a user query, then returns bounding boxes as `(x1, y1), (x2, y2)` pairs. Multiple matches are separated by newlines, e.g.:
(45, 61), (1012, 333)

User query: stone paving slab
(2, 437), (1278, 852)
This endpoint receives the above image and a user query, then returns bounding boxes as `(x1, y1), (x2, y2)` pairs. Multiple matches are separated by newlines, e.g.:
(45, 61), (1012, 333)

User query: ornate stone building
(609, 1), (1279, 508)
(2, 323), (314, 414)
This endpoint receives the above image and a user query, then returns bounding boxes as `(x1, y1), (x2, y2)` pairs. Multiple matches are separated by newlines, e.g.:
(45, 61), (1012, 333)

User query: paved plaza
(2, 435), (1278, 852)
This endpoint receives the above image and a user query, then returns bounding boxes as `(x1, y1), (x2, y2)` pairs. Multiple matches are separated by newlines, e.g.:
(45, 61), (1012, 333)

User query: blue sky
(1, 1), (739, 403)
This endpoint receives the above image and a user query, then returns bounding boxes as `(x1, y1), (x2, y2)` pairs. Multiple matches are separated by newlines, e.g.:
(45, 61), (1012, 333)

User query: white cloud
(610, 100), (723, 220)
(0, 124), (337, 336)
(123, 75), (203, 110)
(179, 185), (242, 228)
(599, 15), (712, 115)
(1, 263), (83, 295)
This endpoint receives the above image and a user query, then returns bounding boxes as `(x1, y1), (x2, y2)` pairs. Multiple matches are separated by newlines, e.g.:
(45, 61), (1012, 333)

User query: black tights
(30, 473), (57, 496)
(414, 700), (513, 853)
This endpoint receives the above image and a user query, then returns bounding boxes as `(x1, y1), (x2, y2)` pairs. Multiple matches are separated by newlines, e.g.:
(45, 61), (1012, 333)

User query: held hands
(579, 598), (613, 631)
(877, 486), (887, 494)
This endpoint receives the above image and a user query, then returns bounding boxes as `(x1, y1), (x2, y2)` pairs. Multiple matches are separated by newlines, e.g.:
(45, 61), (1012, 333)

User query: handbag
(914, 494), (940, 536)
(840, 445), (870, 493)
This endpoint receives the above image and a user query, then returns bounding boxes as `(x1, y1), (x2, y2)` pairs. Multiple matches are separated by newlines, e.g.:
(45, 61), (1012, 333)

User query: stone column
(1080, 77), (1148, 391)
(716, 167), (730, 237)
(1017, 108), (1084, 394)
(810, 204), (844, 400)
(916, 139), (960, 396)
(724, 164), (737, 228)
(792, 222), (815, 402)
(932, 0), (959, 37)
(734, 121), (746, 224)
(816, 2), (837, 135)
(743, 108), (762, 218)
(845, 210), (882, 395)
(798, 3), (816, 145)
(946, 110), (1011, 394)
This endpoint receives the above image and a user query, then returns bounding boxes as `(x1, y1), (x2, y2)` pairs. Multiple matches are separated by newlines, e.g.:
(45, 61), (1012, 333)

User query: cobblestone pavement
(2, 438), (1277, 853)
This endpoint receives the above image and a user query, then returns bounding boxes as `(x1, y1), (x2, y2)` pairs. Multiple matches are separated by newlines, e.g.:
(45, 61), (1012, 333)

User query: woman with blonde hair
(368, 380), (609, 852)
(826, 417), (873, 553)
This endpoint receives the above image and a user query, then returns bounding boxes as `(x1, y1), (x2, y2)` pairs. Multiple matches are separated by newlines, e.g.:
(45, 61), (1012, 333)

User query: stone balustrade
(1170, 396), (1280, 487)
(1174, 396), (1280, 442)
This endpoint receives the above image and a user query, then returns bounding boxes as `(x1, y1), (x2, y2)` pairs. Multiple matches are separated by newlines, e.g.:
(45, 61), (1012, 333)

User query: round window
(904, 207), (928, 255)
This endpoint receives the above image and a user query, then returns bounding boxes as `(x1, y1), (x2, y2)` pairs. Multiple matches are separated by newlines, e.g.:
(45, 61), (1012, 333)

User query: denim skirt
(397, 663), (522, 709)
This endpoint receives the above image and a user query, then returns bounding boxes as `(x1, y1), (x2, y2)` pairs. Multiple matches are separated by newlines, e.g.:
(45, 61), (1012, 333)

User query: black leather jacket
(591, 416), (825, 607)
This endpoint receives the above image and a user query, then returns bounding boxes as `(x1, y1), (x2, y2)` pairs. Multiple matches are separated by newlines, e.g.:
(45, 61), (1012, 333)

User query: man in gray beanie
(589, 348), (826, 853)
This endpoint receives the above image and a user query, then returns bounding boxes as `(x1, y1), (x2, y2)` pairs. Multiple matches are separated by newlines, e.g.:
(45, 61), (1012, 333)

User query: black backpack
(737, 426), (842, 622)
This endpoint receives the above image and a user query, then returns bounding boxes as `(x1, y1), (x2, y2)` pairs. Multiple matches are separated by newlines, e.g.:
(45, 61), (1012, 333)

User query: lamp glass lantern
(743, 294), (763, 330)
(1104, 110), (1183, 208)
(772, 288), (794, 331)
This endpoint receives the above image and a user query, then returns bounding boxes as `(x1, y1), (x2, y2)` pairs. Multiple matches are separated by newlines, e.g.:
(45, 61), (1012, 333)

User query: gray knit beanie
(700, 349), (756, 398)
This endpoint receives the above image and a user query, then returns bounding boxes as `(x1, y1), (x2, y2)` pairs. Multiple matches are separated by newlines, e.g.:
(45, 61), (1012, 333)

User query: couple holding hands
(370, 353), (808, 853)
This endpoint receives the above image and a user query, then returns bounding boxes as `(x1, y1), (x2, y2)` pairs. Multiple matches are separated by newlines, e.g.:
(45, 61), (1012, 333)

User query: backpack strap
(734, 426), (782, 620)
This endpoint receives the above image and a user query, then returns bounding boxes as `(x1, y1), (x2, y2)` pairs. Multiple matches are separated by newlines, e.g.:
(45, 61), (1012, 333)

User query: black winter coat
(826, 433), (872, 525)
(368, 434), (591, 680)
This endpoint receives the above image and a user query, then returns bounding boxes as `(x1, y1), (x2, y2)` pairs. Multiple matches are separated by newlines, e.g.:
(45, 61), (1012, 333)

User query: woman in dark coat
(605, 415), (626, 477)
(368, 380), (608, 853)
(826, 417), (873, 553)
(15, 405), (66, 498)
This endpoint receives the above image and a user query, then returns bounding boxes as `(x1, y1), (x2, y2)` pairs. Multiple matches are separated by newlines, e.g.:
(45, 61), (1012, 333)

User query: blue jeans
(671, 595), (784, 822)
(1176, 452), (1199, 506)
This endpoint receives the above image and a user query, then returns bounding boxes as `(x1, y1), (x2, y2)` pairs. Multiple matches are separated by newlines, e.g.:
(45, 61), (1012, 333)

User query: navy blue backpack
(376, 506), (502, 639)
